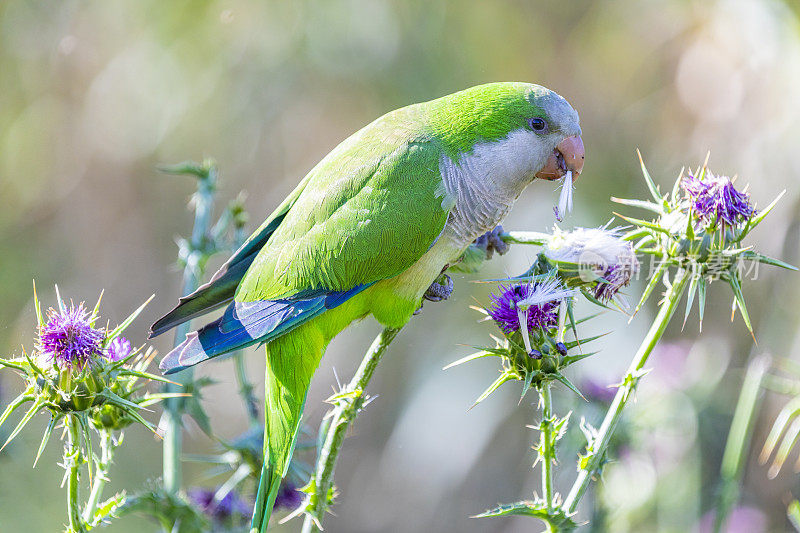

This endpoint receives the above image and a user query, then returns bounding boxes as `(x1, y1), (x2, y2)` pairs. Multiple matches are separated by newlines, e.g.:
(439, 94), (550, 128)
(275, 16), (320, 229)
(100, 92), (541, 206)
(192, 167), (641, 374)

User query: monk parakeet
(151, 82), (584, 530)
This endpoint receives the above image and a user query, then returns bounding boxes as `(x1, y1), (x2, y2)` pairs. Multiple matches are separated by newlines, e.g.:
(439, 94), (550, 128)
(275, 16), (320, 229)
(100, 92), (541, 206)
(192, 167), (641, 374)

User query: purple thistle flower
(682, 172), (755, 227)
(105, 336), (132, 362)
(274, 481), (303, 510)
(38, 304), (104, 370)
(187, 487), (252, 521)
(593, 263), (632, 302)
(488, 284), (559, 335)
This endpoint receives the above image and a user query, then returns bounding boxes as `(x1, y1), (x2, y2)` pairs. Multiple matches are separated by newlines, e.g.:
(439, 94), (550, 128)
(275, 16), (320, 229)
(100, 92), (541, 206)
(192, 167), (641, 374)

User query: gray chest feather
(439, 151), (532, 244)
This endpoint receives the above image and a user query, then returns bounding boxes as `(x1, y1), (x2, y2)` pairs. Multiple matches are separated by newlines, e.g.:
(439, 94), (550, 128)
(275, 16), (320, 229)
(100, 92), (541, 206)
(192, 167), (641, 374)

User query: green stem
(713, 354), (770, 533)
(540, 383), (554, 514)
(83, 429), (115, 523)
(163, 162), (218, 495)
(563, 268), (690, 513)
(162, 259), (200, 494)
(499, 231), (549, 246)
(540, 302), (565, 531)
(301, 327), (402, 533)
(66, 414), (86, 533)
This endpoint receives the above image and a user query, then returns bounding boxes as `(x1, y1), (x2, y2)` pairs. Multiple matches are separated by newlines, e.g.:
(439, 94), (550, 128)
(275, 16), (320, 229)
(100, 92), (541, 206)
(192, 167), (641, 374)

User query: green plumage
(245, 109), (451, 531)
(153, 82), (582, 531)
(426, 82), (558, 159)
(236, 110), (450, 300)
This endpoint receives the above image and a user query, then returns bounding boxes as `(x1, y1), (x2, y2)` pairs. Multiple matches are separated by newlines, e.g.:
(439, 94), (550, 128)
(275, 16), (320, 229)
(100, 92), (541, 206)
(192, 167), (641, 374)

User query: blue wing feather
(158, 284), (371, 374)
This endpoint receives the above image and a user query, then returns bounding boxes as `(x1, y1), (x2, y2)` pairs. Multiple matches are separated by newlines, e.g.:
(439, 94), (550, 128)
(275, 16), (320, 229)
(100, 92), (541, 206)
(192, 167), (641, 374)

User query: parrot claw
(473, 225), (509, 260)
(423, 273), (454, 302)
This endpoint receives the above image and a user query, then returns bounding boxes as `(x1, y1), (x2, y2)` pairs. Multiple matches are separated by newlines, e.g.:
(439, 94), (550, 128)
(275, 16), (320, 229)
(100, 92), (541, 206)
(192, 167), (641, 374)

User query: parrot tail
(149, 209), (291, 339)
(158, 285), (369, 375)
(148, 262), (244, 338)
(251, 327), (326, 532)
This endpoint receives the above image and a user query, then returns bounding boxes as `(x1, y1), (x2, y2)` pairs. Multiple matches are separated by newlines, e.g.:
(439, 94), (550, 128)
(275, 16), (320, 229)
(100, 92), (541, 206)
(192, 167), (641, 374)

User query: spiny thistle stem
(713, 354), (771, 533)
(301, 326), (402, 533)
(163, 161), (218, 494)
(66, 414), (87, 533)
(540, 302), (566, 530)
(540, 383), (555, 515)
(563, 268), (690, 513)
(83, 429), (115, 523)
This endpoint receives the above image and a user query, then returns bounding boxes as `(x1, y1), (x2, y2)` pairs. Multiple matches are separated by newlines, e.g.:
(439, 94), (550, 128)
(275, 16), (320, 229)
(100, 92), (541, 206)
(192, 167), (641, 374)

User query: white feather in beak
(555, 170), (574, 222)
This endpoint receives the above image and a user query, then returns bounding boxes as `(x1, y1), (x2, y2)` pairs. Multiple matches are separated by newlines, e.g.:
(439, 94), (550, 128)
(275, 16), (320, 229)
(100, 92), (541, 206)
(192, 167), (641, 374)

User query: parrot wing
(159, 112), (453, 372)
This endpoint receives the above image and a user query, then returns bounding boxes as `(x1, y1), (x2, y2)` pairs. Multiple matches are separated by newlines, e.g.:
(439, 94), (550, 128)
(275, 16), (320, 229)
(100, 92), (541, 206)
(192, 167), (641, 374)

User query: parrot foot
(423, 273), (454, 303)
(473, 225), (509, 260)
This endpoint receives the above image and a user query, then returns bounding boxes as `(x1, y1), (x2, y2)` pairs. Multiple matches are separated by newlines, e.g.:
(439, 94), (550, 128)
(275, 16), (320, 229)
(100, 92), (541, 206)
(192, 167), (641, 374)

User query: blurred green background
(2, 0), (800, 531)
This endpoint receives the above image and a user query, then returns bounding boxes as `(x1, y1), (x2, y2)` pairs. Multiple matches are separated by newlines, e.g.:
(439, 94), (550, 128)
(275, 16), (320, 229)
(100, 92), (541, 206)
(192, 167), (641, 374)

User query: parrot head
(523, 85), (584, 181)
(428, 82), (584, 190)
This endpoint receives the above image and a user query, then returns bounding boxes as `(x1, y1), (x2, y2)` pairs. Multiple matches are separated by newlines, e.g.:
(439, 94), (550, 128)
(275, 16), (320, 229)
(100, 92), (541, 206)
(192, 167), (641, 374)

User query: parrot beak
(535, 136), (585, 181)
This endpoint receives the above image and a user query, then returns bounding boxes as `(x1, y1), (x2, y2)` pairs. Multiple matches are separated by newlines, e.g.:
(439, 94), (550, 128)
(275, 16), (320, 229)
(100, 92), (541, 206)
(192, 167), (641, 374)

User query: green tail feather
(251, 332), (322, 531)
(250, 462), (282, 533)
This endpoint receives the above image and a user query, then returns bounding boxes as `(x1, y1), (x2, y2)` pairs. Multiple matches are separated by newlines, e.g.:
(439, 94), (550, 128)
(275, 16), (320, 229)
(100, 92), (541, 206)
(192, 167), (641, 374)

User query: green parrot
(151, 81), (584, 530)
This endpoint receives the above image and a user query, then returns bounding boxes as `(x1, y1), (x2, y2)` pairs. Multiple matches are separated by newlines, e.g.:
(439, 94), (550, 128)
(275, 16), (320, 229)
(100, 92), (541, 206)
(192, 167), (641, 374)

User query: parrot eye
(528, 117), (548, 133)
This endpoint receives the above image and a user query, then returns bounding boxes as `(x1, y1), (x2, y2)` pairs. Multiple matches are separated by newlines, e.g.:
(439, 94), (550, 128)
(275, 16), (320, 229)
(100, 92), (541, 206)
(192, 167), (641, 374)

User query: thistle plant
(449, 278), (597, 402)
(141, 159), (316, 532)
(499, 223), (639, 312)
(442, 154), (793, 531)
(158, 160), (253, 495)
(561, 153), (793, 516)
(296, 327), (402, 532)
(446, 226), (636, 531)
(181, 424), (309, 526)
(542, 225), (639, 309)
(453, 286), (586, 531)
(0, 285), (173, 532)
(161, 159), (222, 495)
(0, 159), (257, 533)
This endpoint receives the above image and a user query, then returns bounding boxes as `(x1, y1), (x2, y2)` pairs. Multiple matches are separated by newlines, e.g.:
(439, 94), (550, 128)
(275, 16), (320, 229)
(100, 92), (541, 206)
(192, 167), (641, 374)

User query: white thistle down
(545, 225), (630, 265)
(516, 277), (576, 353)
(554, 170), (574, 222)
(545, 225), (639, 307)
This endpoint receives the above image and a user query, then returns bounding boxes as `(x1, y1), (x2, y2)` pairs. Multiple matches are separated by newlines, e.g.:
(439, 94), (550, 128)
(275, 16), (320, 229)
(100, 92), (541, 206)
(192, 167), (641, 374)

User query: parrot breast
(376, 128), (550, 310)
(439, 128), (549, 243)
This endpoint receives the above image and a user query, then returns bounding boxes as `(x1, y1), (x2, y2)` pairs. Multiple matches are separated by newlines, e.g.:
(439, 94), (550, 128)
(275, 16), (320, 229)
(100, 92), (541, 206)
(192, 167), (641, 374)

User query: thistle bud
(544, 226), (639, 304)
(613, 156), (794, 334)
(448, 277), (600, 405)
(0, 287), (163, 456)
